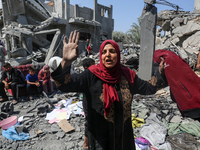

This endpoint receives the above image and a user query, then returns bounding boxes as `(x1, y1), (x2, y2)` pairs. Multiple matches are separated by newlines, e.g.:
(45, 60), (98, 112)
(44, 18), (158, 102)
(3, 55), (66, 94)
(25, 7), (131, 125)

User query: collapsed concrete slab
(0, 0), (114, 66)
(156, 9), (200, 68)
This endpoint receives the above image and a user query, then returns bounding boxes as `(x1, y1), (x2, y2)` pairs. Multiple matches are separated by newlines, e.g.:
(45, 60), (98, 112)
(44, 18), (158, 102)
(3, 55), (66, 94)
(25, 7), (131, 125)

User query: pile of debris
(156, 10), (200, 68)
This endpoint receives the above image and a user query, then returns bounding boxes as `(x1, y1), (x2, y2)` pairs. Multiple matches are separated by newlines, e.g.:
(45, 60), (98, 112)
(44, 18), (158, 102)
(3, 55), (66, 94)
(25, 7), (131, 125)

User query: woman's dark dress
(51, 65), (164, 150)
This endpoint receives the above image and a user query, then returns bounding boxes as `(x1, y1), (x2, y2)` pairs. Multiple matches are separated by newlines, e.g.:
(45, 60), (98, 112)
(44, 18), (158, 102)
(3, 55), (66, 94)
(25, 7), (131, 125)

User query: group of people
(49, 30), (166, 150)
(0, 63), (54, 104)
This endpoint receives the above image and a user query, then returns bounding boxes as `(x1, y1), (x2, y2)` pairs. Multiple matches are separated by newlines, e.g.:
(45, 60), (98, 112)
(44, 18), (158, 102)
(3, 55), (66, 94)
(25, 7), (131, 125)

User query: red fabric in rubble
(153, 49), (200, 119)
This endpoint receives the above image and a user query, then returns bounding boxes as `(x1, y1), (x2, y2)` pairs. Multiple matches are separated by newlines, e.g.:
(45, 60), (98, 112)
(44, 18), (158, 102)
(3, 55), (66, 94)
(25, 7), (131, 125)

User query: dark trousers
(26, 82), (42, 95)
(0, 82), (8, 99)
(0, 82), (18, 100)
(82, 95), (88, 137)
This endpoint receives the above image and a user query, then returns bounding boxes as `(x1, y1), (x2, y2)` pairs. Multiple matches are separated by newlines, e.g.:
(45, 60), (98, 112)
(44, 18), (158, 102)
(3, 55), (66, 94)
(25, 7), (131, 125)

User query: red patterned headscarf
(89, 40), (136, 116)
(38, 65), (50, 81)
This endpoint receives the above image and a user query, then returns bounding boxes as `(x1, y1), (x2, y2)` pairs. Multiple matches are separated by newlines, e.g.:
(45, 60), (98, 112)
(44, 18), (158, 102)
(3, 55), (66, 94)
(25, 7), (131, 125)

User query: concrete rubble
(156, 10), (200, 68)
(0, 0), (114, 66)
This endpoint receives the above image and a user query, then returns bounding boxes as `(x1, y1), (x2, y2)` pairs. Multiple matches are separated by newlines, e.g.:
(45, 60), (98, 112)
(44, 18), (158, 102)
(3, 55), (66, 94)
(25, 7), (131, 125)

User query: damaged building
(155, 7), (200, 69)
(0, 0), (114, 65)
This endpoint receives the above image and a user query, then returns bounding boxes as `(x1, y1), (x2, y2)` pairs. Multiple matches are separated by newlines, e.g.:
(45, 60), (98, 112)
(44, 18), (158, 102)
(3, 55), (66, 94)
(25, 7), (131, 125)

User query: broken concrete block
(56, 131), (65, 138)
(170, 116), (183, 123)
(161, 20), (170, 31)
(171, 17), (183, 28)
(15, 125), (28, 135)
(172, 20), (200, 36)
(182, 31), (200, 49)
(51, 124), (62, 133)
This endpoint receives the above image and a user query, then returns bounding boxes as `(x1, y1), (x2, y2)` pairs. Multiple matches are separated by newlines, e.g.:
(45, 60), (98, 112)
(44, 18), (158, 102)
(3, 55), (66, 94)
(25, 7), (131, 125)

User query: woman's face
(101, 44), (118, 68)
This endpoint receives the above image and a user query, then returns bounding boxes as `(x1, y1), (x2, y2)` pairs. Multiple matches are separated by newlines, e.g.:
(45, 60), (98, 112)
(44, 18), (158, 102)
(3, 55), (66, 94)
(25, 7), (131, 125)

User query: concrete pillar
(45, 30), (61, 64)
(5, 37), (11, 58)
(108, 5), (113, 19)
(74, 4), (79, 18)
(11, 36), (16, 51)
(65, 0), (70, 20)
(25, 36), (33, 54)
(93, 0), (98, 21)
(138, 4), (157, 80)
(194, 0), (200, 13)
(54, 0), (64, 18)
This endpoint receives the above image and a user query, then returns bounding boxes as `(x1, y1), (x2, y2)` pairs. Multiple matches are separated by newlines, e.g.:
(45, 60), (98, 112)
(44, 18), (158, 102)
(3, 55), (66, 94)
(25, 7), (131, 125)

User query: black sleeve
(51, 63), (89, 93)
(1, 71), (7, 81)
(12, 69), (23, 83)
(131, 70), (168, 95)
(132, 75), (157, 95)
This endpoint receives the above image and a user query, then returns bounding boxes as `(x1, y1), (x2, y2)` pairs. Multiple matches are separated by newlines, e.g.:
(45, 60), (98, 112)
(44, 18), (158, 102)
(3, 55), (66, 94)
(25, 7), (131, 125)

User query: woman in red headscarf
(50, 31), (165, 150)
(38, 65), (54, 94)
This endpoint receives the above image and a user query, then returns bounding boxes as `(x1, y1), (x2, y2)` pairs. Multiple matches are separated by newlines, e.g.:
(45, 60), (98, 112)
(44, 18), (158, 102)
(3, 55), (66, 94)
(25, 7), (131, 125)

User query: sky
(70, 0), (195, 33)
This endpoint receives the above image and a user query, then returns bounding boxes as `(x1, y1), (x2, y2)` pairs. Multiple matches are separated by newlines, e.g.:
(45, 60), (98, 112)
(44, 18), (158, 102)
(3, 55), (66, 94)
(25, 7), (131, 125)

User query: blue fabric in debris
(2, 123), (29, 141)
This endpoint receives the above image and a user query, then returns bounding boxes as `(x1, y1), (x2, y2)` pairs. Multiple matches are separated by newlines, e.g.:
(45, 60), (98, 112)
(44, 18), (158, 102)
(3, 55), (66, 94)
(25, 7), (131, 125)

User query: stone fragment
(56, 131), (65, 138)
(170, 115), (183, 123)
(12, 142), (19, 150)
(51, 124), (62, 133)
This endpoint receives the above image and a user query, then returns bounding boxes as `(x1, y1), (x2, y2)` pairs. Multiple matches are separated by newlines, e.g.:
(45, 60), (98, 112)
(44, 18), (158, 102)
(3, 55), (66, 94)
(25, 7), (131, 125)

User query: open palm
(62, 30), (80, 65)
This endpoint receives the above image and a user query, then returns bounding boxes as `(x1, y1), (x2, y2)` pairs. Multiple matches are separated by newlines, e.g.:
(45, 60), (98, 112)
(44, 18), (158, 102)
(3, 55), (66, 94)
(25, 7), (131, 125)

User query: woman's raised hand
(61, 30), (80, 68)
(159, 57), (165, 75)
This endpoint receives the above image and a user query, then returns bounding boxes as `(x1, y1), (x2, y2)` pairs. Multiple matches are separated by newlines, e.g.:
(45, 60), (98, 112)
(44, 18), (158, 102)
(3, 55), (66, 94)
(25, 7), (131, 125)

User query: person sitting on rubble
(38, 65), (54, 95)
(49, 30), (166, 150)
(0, 63), (26, 104)
(81, 58), (95, 150)
(26, 67), (42, 100)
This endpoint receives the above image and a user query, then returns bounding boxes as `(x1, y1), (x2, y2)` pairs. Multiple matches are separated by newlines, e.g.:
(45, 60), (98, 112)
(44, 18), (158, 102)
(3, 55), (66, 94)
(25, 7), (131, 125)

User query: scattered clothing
(166, 121), (200, 137)
(166, 133), (200, 150)
(140, 113), (172, 150)
(131, 114), (145, 128)
(135, 137), (151, 150)
(2, 123), (30, 141)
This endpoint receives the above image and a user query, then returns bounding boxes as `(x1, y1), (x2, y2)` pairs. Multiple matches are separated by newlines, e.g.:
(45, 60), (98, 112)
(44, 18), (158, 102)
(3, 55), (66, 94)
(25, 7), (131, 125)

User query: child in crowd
(26, 67), (42, 99)
(86, 43), (92, 56)
(38, 65), (54, 95)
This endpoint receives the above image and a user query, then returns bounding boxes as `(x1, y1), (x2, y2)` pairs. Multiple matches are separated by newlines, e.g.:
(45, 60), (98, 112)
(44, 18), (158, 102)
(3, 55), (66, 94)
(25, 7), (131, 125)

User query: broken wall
(156, 10), (200, 68)
(0, 0), (114, 65)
